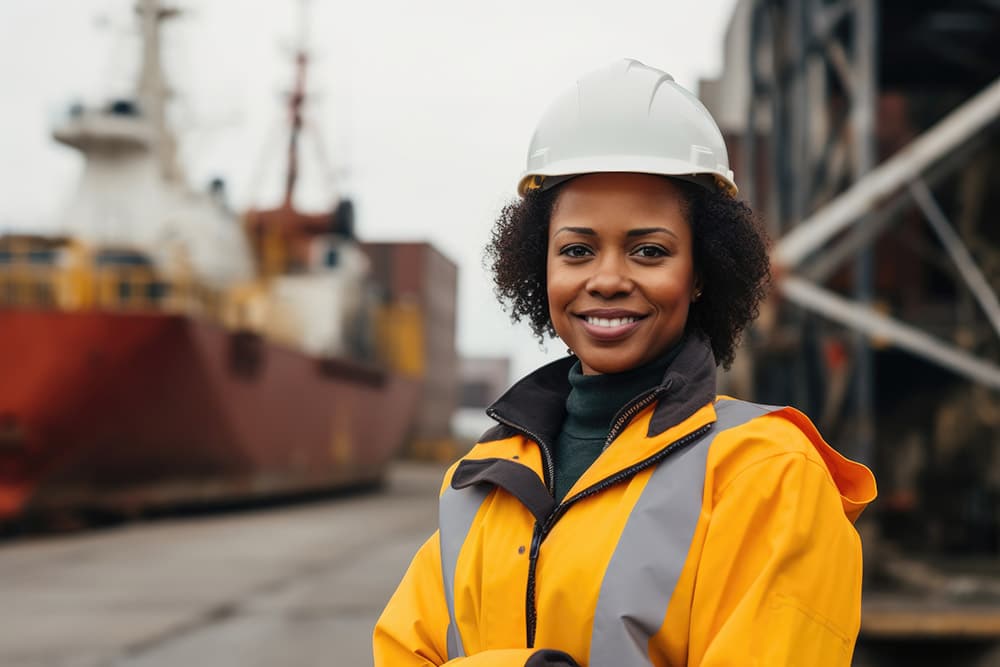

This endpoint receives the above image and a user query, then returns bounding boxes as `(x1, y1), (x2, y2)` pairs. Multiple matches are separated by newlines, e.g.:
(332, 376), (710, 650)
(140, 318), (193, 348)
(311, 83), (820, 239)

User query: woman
(374, 59), (876, 666)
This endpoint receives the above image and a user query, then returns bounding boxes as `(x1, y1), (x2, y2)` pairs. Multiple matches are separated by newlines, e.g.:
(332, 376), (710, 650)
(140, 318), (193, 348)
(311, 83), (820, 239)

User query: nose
(585, 253), (633, 299)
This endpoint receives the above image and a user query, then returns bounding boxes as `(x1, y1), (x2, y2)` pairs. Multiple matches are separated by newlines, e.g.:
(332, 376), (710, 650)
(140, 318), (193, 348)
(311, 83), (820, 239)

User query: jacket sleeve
(686, 450), (864, 666)
(373, 532), (579, 667)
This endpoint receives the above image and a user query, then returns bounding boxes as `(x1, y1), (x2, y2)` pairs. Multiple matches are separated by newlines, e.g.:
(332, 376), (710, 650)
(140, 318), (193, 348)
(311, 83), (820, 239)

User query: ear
(691, 274), (703, 303)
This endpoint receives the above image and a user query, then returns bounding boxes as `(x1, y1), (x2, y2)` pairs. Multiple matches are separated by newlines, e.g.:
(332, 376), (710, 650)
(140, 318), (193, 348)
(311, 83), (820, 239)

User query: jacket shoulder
(708, 399), (875, 519)
(706, 399), (829, 490)
(712, 398), (823, 462)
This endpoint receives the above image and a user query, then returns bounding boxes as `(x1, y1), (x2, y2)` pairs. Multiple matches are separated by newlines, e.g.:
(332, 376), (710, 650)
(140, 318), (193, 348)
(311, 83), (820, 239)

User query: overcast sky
(0, 0), (737, 381)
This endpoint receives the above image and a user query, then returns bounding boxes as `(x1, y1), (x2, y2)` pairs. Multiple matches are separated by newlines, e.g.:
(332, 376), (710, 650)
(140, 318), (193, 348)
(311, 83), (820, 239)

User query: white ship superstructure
(52, 0), (253, 288)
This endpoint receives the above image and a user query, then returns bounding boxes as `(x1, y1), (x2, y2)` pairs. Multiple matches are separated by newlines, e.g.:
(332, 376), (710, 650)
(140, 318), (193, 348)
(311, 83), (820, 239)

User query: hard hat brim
(518, 156), (737, 198)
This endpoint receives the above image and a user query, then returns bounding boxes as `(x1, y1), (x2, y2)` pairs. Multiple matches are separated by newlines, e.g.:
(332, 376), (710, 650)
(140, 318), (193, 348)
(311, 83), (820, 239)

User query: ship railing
(0, 254), (225, 319)
(0, 246), (65, 309)
(91, 267), (225, 318)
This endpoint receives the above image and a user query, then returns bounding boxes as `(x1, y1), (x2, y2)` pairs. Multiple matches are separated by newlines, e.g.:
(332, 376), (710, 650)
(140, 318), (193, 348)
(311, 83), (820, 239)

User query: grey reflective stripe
(439, 483), (490, 660)
(589, 399), (778, 665)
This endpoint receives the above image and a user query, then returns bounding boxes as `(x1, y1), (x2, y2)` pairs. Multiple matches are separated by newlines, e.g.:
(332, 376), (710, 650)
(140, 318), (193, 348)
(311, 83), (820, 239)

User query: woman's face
(546, 173), (697, 375)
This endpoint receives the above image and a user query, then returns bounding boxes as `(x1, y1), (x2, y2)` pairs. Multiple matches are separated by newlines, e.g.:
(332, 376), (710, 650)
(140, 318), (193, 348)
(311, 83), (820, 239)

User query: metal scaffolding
(710, 0), (1000, 652)
(739, 0), (1000, 465)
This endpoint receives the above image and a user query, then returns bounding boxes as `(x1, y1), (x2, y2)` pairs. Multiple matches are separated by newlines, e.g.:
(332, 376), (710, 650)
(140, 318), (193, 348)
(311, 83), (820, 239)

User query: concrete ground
(1, 461), (445, 667)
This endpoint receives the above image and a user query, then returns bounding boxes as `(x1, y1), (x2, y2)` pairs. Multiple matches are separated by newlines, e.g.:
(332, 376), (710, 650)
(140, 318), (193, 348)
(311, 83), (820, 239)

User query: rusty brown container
(362, 242), (459, 456)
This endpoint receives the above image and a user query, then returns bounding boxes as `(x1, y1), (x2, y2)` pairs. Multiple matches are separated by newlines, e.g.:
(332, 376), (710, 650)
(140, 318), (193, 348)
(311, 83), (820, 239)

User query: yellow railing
(0, 241), (426, 377)
(0, 260), (223, 318)
(0, 266), (59, 308)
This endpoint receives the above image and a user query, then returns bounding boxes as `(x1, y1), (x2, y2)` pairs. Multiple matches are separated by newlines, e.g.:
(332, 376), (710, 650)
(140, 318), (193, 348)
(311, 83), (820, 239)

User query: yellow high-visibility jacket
(374, 336), (877, 666)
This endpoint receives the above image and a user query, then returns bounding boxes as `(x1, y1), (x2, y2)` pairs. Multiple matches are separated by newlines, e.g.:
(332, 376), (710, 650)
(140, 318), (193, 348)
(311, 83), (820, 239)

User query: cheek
(545, 257), (567, 307)
(675, 255), (697, 293)
(652, 268), (696, 309)
(546, 285), (570, 336)
(545, 261), (577, 339)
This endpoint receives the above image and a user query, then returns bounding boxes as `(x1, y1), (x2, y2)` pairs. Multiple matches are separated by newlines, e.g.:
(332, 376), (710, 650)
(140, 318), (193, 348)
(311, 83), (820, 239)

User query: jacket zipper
(524, 420), (715, 647)
(484, 408), (558, 647)
(485, 408), (556, 494)
(602, 386), (666, 450)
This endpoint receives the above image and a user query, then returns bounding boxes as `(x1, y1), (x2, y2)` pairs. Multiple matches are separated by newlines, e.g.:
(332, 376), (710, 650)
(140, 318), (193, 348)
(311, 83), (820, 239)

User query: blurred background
(1, 0), (998, 665)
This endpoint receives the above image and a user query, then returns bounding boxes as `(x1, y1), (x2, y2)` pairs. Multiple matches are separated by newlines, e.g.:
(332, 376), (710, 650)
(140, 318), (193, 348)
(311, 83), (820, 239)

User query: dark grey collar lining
(646, 334), (717, 437)
(486, 333), (717, 445)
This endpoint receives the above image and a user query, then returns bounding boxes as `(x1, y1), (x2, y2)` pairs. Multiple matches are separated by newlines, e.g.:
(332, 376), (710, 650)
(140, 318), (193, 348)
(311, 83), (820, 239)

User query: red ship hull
(0, 309), (420, 521)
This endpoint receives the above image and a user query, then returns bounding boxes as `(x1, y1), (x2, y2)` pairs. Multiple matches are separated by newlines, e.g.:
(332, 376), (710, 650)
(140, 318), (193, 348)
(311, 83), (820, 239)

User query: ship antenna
(283, 0), (312, 208)
(135, 0), (181, 181)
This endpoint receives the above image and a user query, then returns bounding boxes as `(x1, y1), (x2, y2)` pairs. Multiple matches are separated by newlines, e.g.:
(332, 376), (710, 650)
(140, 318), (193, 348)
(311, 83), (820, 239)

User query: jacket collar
(645, 332), (717, 437)
(486, 333), (717, 446)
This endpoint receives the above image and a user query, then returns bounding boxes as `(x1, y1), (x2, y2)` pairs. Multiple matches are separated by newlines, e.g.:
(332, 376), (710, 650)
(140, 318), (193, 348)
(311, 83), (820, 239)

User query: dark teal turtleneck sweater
(553, 346), (682, 502)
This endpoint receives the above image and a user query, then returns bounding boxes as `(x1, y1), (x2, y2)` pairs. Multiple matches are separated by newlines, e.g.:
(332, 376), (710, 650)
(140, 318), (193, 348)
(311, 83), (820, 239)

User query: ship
(0, 0), (432, 523)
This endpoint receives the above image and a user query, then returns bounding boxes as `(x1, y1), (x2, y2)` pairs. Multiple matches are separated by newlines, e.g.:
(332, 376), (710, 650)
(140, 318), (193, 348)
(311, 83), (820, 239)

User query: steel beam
(802, 132), (992, 283)
(774, 75), (1000, 268)
(779, 276), (1000, 390)
(801, 184), (907, 284)
(908, 179), (1000, 339)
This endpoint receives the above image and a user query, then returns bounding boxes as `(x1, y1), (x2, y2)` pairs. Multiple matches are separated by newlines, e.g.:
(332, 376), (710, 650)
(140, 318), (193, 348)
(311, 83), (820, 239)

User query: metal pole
(767, 3), (787, 236)
(788, 0), (816, 415)
(852, 0), (877, 466)
(743, 0), (761, 208)
(789, 0), (810, 225)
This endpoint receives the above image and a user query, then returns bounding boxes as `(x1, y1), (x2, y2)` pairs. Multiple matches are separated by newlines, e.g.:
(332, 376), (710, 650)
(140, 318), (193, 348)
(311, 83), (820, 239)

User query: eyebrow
(627, 227), (678, 239)
(552, 226), (596, 236)
(552, 226), (679, 239)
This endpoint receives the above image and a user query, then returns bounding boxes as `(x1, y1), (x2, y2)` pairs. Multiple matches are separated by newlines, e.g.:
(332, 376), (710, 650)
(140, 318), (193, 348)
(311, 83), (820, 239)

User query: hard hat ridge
(518, 58), (737, 197)
(621, 58), (677, 113)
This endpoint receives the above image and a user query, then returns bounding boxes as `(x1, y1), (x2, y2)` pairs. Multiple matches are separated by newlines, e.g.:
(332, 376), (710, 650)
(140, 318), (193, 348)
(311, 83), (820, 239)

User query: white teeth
(586, 316), (637, 328)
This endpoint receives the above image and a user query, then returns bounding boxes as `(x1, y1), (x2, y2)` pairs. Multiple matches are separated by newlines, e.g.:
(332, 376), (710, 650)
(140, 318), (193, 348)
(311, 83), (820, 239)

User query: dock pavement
(1, 461), (445, 667)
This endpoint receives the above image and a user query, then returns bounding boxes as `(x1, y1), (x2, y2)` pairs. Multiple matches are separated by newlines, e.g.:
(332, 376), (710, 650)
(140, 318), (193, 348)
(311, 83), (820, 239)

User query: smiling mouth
(583, 316), (640, 328)
(575, 313), (647, 340)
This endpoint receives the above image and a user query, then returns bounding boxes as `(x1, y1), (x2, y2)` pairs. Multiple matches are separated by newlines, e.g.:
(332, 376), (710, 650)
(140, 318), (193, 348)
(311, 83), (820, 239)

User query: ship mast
(282, 0), (311, 208)
(136, 0), (181, 182)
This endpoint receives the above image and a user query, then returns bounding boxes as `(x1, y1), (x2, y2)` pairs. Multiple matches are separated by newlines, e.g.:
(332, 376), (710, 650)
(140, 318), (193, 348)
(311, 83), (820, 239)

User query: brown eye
(632, 245), (668, 258)
(559, 244), (592, 258)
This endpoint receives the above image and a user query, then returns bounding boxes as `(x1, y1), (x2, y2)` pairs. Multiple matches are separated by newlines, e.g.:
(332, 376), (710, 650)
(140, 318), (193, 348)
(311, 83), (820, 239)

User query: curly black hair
(483, 178), (771, 369)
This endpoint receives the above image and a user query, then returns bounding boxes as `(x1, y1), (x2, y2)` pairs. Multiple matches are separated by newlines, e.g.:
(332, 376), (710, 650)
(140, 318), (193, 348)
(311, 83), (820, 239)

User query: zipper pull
(529, 525), (542, 561)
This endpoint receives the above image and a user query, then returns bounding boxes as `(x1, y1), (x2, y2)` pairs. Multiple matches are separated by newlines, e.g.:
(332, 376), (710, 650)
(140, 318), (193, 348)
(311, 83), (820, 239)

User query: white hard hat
(518, 58), (737, 197)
